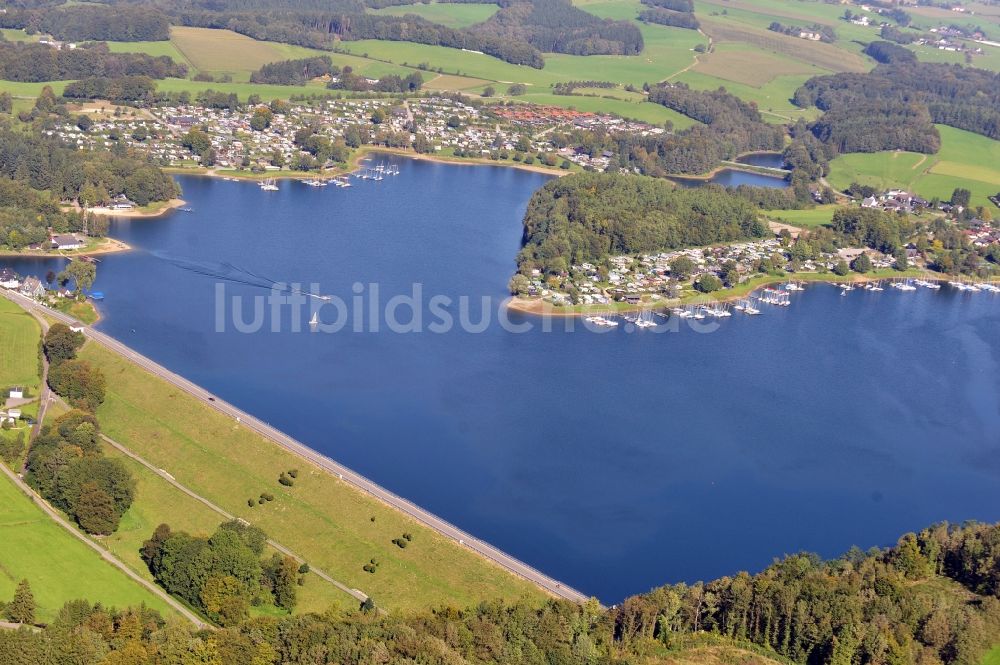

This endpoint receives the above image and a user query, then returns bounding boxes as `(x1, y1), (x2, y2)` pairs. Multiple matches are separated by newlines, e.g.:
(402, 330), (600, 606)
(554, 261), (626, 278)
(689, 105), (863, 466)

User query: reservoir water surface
(4, 156), (999, 603)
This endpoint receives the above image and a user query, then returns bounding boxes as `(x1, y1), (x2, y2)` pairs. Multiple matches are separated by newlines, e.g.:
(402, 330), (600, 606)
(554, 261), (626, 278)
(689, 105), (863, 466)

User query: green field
(982, 646), (1000, 665)
(105, 39), (190, 65)
(0, 297), (40, 390)
(673, 71), (817, 121)
(339, 21), (704, 88)
(100, 445), (355, 615)
(692, 42), (827, 87)
(0, 80), (70, 99)
(79, 342), (546, 613)
(370, 1), (499, 28)
(763, 205), (839, 229)
(828, 125), (1000, 208)
(0, 470), (174, 622)
(0, 28), (39, 43)
(512, 92), (699, 127)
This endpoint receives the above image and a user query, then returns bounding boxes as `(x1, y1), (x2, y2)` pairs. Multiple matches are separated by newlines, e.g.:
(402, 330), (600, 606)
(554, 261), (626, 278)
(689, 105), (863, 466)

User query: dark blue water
(672, 168), (789, 189)
(4, 157), (999, 603)
(736, 152), (787, 169)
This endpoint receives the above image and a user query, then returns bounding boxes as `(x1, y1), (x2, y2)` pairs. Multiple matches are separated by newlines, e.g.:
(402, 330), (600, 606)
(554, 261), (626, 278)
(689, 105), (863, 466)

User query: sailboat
(259, 178), (279, 191)
(309, 312), (319, 327)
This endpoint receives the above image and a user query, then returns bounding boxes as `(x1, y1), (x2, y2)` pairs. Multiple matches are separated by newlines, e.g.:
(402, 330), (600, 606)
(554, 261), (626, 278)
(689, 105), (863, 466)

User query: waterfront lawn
(80, 343), (546, 612)
(0, 296), (41, 391)
(51, 298), (100, 326)
(101, 446), (356, 615)
(0, 470), (174, 622)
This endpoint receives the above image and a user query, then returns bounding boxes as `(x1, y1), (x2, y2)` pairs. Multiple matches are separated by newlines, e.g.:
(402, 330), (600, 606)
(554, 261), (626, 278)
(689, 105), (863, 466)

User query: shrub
(298, 563), (310, 574)
(278, 473), (294, 487)
(287, 469), (298, 479)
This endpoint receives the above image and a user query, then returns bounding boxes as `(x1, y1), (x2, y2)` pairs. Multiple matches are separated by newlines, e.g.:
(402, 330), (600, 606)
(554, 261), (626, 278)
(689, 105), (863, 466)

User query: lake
(4, 156), (999, 603)
(736, 152), (787, 170)
(671, 168), (789, 189)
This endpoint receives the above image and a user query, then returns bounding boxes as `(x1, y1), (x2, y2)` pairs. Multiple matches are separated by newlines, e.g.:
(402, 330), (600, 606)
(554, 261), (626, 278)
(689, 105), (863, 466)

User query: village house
(0, 268), (19, 289)
(19, 276), (45, 299)
(51, 233), (85, 250)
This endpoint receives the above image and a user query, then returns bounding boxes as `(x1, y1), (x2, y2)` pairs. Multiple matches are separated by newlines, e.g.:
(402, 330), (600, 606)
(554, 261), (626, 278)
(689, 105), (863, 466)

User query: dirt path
(665, 30), (712, 82)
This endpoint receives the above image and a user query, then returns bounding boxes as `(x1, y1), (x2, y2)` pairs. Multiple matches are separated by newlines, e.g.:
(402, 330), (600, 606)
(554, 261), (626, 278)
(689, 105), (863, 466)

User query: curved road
(2, 290), (591, 605)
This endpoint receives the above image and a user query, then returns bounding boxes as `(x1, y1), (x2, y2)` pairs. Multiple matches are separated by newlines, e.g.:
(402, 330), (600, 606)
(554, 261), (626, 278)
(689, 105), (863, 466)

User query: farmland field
(0, 296), (40, 390)
(692, 43), (828, 87)
(101, 445), (355, 615)
(827, 126), (1000, 208)
(169, 27), (289, 77)
(672, 71), (818, 121)
(0, 470), (174, 622)
(512, 92), (700, 127)
(369, 1), (499, 28)
(106, 39), (190, 65)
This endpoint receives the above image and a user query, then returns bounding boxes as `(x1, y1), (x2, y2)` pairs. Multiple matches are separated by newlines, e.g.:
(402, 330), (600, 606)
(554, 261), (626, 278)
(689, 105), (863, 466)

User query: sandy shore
(86, 198), (188, 219)
(0, 237), (131, 258)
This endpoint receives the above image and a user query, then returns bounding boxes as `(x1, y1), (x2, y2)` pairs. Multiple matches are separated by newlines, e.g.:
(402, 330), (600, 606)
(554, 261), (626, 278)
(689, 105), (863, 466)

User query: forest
(0, 41), (186, 83)
(0, 123), (179, 206)
(0, 4), (171, 42)
(638, 8), (700, 30)
(795, 61), (1000, 142)
(468, 0), (643, 56)
(618, 83), (785, 176)
(516, 172), (767, 274)
(250, 56), (336, 86)
(142, 521), (301, 626)
(1, 521), (999, 665)
(62, 75), (158, 104)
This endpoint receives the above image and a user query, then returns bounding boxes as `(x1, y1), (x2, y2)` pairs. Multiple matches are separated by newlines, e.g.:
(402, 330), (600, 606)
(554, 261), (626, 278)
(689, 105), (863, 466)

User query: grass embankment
(98, 445), (355, 615)
(78, 343), (546, 612)
(828, 125), (1000, 208)
(0, 471), (176, 623)
(0, 296), (40, 390)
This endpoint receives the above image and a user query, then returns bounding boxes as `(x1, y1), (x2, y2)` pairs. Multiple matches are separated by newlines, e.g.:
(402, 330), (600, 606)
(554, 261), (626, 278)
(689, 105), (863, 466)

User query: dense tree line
(829, 206), (914, 254)
(880, 24), (918, 44)
(638, 8), (699, 30)
(22, 325), (133, 536)
(768, 21), (836, 43)
(0, 123), (180, 206)
(249, 56), (335, 86)
(0, 4), (170, 42)
(516, 172), (767, 274)
(795, 62), (1000, 141)
(624, 83), (784, 175)
(469, 0), (643, 56)
(329, 68), (424, 92)
(863, 40), (918, 64)
(62, 75), (158, 104)
(0, 40), (185, 83)
(640, 0), (694, 11)
(1, 521), (1000, 663)
(142, 520), (300, 625)
(809, 101), (940, 154)
(0, 178), (100, 250)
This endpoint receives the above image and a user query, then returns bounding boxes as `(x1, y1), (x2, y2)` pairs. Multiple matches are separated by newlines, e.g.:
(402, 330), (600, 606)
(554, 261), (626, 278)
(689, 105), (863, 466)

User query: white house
(51, 234), (84, 250)
(19, 277), (45, 299)
(0, 268), (19, 289)
(9, 388), (23, 399)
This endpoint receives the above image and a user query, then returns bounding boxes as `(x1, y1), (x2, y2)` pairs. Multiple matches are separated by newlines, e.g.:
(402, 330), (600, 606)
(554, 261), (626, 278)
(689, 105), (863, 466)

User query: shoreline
(506, 271), (988, 318)
(85, 198), (188, 219)
(0, 237), (132, 259)
(163, 147), (571, 183)
(0, 289), (590, 606)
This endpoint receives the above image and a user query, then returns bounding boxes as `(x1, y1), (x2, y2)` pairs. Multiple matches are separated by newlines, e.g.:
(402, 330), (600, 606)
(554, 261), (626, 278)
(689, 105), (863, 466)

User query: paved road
(1, 290), (591, 605)
(0, 458), (207, 628)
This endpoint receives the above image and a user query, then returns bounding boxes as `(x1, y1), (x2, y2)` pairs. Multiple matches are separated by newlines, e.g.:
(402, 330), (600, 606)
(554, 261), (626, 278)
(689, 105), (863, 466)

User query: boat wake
(153, 253), (330, 300)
